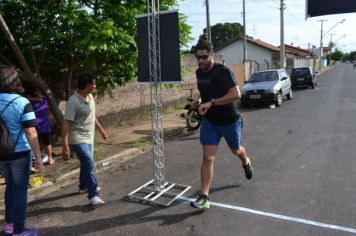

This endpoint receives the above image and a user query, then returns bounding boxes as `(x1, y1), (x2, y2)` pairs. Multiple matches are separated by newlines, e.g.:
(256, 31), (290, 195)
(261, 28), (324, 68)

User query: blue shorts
(200, 117), (243, 149)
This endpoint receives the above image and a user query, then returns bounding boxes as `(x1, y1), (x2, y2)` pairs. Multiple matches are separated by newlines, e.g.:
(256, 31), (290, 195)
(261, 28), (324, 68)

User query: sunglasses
(195, 55), (210, 60)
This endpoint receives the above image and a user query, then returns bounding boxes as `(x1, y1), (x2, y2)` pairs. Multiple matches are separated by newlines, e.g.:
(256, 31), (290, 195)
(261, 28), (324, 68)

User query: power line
(248, 0), (279, 10)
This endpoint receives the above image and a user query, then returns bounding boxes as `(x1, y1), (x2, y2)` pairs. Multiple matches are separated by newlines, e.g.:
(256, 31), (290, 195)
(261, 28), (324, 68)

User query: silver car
(240, 69), (293, 107)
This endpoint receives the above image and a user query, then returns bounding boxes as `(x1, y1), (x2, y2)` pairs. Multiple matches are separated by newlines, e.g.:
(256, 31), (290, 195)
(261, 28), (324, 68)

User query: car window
(291, 68), (310, 77)
(249, 71), (279, 82)
(281, 71), (287, 78)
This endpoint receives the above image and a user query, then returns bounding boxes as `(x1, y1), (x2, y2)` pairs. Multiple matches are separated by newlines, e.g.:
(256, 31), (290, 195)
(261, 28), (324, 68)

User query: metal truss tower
(148, 0), (165, 192)
(128, 0), (190, 206)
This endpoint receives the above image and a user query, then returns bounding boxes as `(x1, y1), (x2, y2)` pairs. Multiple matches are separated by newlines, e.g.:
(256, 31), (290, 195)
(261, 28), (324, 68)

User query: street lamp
(324, 19), (345, 36)
(328, 33), (336, 65)
(334, 34), (346, 47)
(329, 34), (346, 63)
(318, 19), (345, 68)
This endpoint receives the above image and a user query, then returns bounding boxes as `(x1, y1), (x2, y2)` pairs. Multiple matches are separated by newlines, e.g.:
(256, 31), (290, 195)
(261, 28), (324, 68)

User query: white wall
(216, 41), (274, 66)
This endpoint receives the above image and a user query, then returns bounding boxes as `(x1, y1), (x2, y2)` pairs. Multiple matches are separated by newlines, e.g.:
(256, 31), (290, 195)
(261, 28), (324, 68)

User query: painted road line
(180, 196), (356, 234)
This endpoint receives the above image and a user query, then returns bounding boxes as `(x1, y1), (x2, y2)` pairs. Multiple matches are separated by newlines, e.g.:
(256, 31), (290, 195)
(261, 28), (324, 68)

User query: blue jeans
(0, 153), (31, 234)
(72, 143), (99, 199)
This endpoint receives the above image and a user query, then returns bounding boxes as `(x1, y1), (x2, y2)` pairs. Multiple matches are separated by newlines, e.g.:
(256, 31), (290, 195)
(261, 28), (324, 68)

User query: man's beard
(198, 60), (212, 72)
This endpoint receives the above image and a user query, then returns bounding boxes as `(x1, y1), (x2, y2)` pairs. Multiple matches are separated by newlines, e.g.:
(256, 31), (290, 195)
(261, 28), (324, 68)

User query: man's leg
(75, 143), (86, 192)
(231, 146), (253, 180)
(201, 145), (218, 196)
(222, 118), (253, 179)
(191, 145), (217, 209)
(72, 144), (99, 200)
(231, 145), (250, 166)
(191, 118), (221, 209)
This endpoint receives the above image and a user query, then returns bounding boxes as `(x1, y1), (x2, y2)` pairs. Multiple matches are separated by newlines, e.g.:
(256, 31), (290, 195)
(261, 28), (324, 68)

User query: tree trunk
(0, 14), (64, 124)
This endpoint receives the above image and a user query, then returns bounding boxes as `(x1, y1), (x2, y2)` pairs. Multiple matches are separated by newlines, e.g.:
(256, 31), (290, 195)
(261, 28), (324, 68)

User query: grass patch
(175, 100), (187, 110)
(93, 144), (107, 162)
(164, 107), (175, 114)
(131, 138), (151, 148)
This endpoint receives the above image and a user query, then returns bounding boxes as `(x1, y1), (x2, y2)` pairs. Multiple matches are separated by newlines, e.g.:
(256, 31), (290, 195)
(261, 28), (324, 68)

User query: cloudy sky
(178, 0), (356, 53)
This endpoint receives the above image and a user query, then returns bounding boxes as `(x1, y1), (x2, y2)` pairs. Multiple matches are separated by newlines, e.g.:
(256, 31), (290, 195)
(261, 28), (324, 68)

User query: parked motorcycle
(180, 98), (201, 131)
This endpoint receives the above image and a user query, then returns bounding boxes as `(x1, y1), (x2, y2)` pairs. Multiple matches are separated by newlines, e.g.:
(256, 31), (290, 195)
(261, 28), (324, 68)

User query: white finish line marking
(180, 196), (356, 234)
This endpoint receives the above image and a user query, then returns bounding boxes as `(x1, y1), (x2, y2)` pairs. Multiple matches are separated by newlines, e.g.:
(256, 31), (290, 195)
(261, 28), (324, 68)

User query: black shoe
(243, 162), (253, 180)
(190, 194), (210, 209)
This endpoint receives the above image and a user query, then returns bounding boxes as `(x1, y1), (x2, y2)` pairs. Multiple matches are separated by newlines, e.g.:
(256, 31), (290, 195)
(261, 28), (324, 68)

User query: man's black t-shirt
(196, 63), (240, 125)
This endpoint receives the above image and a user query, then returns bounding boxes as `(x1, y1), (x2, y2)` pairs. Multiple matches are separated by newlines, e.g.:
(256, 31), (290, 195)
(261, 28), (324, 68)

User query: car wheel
(274, 92), (283, 107)
(287, 89), (293, 100)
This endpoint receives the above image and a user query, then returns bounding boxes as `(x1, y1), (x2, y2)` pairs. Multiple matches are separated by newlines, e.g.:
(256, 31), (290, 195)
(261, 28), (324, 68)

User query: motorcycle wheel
(186, 109), (201, 131)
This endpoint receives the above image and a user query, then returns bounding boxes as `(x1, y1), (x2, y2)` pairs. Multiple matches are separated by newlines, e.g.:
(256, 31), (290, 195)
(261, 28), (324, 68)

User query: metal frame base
(128, 179), (191, 207)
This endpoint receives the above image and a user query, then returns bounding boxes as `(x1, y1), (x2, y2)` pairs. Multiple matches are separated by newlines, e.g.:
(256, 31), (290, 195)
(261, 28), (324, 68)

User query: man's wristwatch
(210, 98), (216, 106)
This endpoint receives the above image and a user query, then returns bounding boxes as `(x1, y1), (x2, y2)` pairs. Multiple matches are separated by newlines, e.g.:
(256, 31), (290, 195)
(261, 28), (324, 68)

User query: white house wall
(216, 41), (273, 67)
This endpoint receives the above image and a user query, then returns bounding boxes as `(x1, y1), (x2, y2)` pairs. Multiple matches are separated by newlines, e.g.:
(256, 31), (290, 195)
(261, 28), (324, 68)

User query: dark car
(290, 67), (317, 89)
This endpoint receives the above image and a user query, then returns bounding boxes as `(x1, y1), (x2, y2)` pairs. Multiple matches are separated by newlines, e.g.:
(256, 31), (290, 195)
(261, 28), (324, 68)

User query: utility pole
(329, 33), (336, 65)
(280, 0), (285, 69)
(317, 19), (328, 68)
(243, 0), (247, 62)
(205, 0), (211, 42)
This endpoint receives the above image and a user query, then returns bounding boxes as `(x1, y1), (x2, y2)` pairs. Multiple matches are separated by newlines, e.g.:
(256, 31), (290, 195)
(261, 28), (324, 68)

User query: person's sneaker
(190, 194), (210, 209)
(13, 228), (38, 236)
(79, 186), (102, 194)
(4, 223), (13, 235)
(243, 161), (253, 180)
(90, 196), (105, 206)
(41, 153), (49, 164)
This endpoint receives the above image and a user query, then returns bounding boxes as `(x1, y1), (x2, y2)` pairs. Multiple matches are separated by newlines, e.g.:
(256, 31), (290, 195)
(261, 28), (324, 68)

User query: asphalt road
(14, 64), (356, 236)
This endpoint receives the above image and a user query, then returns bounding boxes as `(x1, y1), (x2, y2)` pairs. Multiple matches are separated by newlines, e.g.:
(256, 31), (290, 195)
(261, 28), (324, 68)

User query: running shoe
(190, 194), (210, 209)
(243, 161), (253, 180)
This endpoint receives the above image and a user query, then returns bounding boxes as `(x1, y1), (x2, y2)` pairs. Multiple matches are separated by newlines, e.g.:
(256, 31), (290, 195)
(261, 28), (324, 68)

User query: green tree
(194, 22), (245, 51)
(330, 49), (344, 61)
(0, 0), (192, 122)
(349, 51), (356, 61)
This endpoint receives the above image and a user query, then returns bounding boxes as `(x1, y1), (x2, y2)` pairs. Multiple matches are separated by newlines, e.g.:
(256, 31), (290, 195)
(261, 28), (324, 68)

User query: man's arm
(213, 85), (240, 105)
(198, 86), (240, 115)
(95, 118), (108, 140)
(61, 119), (71, 160)
(24, 127), (43, 172)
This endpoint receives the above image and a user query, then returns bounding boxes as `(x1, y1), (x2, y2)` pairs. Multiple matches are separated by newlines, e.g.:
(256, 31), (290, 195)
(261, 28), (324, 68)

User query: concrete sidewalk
(0, 107), (188, 204)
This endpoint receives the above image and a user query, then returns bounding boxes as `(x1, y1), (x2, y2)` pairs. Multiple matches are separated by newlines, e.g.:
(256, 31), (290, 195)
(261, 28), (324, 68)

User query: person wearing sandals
(190, 41), (253, 209)
(0, 65), (43, 236)
(61, 74), (107, 206)
(27, 90), (55, 165)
